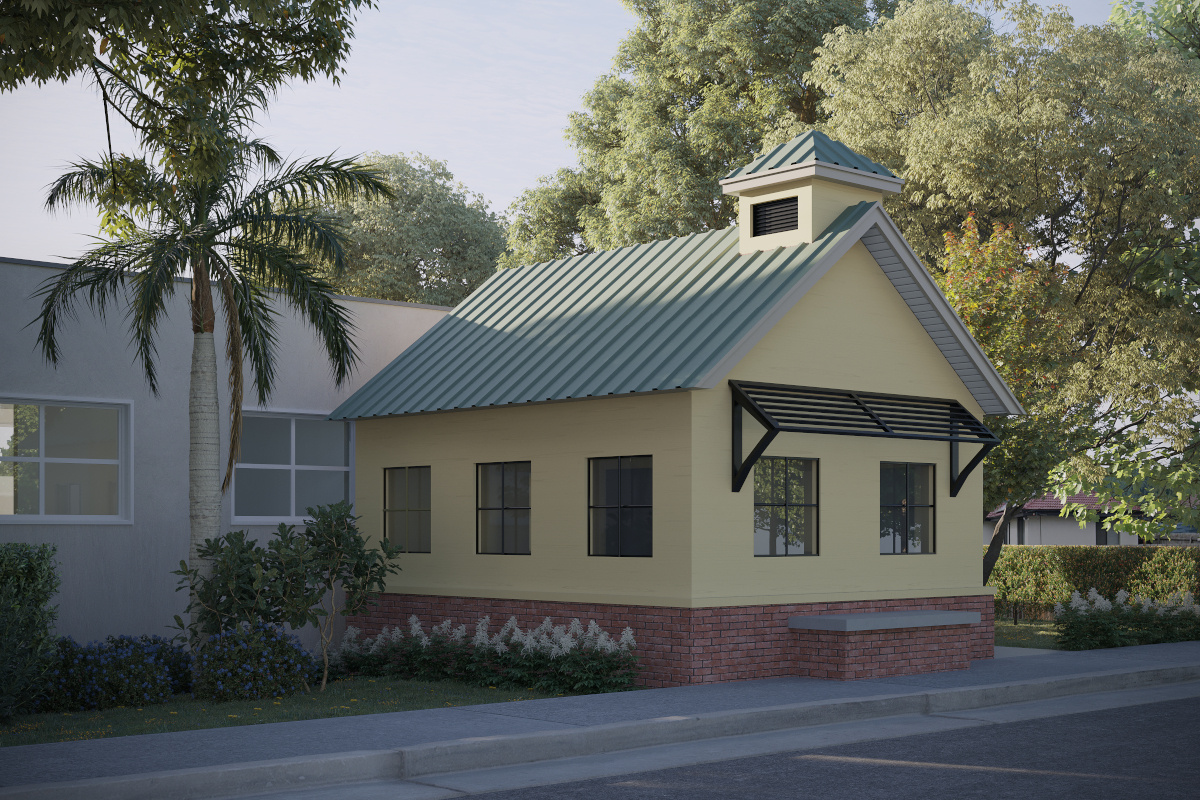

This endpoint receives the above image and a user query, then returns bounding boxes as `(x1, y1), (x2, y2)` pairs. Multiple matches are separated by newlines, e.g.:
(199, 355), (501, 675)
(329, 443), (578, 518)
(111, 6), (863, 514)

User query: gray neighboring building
(0, 256), (449, 644)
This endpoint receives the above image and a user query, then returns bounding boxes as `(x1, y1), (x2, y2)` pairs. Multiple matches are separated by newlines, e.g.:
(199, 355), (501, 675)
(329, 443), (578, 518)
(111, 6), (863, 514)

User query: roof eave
(720, 161), (904, 196)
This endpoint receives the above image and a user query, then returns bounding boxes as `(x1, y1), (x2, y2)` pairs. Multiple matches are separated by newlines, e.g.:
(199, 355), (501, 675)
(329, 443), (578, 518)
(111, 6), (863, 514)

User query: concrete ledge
(5, 663), (1200, 800)
(788, 610), (981, 632)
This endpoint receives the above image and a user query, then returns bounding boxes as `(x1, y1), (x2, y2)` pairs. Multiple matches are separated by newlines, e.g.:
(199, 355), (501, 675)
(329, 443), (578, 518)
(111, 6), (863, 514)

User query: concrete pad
(994, 646), (1058, 657)
(788, 610), (980, 631)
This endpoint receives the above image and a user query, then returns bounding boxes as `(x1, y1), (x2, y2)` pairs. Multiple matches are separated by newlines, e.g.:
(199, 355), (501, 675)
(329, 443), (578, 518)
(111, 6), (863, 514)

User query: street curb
(5, 663), (1199, 800)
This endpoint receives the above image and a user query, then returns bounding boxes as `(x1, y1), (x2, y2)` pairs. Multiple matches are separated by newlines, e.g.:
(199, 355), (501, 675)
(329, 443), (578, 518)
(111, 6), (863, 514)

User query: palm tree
(34, 73), (392, 632)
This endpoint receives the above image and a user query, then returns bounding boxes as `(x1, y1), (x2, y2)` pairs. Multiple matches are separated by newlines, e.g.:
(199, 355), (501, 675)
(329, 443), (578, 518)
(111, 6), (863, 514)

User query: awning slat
(729, 380), (999, 495)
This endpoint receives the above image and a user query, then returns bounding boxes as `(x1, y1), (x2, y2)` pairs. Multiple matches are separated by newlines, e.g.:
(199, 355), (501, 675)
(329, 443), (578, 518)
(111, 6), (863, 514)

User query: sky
(0, 0), (1117, 263)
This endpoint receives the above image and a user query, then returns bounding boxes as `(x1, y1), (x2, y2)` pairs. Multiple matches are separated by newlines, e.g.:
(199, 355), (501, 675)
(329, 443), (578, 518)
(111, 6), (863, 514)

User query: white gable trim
(696, 203), (1024, 417)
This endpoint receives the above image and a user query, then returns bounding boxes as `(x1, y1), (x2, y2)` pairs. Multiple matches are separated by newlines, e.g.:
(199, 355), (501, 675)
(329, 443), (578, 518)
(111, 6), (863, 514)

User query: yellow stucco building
(332, 132), (1022, 685)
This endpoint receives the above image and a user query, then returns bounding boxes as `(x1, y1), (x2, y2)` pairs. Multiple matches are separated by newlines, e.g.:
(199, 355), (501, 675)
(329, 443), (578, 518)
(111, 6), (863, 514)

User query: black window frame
(880, 462), (936, 555)
(476, 460), (531, 555)
(383, 465), (431, 553)
(588, 455), (653, 558)
(753, 456), (819, 557)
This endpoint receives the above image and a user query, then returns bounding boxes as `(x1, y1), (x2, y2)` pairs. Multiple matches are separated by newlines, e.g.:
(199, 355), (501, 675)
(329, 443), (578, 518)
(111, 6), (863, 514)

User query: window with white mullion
(233, 414), (351, 521)
(1, 400), (125, 519)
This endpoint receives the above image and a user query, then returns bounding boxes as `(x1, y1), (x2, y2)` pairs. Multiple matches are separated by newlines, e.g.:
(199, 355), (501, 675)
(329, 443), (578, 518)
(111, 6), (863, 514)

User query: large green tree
(805, 0), (1200, 557)
(1112, 0), (1200, 60)
(322, 153), (505, 307)
(34, 71), (390, 628)
(501, 0), (890, 268)
(0, 1), (372, 90)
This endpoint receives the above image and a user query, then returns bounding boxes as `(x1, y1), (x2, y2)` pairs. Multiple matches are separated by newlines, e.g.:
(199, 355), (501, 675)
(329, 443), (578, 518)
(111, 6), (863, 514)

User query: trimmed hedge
(987, 545), (1200, 618)
(0, 544), (60, 721)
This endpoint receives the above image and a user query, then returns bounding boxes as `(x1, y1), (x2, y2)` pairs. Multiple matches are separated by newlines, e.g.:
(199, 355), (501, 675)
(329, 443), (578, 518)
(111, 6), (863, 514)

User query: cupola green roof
(723, 130), (896, 182)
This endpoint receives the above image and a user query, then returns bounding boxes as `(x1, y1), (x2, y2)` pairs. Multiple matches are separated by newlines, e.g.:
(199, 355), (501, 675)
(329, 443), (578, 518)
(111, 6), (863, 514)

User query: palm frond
(33, 249), (128, 368)
(224, 209), (351, 272)
(46, 156), (174, 222)
(224, 239), (358, 385)
(242, 156), (393, 219)
(123, 236), (192, 393)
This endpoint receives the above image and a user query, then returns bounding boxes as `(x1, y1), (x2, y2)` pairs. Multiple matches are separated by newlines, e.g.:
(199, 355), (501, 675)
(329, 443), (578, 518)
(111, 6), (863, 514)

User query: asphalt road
(467, 697), (1200, 800)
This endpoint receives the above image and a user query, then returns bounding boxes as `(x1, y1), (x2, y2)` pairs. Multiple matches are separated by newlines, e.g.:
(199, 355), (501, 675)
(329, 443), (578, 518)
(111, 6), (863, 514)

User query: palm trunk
(189, 257), (220, 639)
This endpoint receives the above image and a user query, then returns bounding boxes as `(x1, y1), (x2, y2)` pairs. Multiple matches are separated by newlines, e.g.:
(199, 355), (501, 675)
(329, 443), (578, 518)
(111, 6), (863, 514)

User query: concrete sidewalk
(3, 642), (1199, 800)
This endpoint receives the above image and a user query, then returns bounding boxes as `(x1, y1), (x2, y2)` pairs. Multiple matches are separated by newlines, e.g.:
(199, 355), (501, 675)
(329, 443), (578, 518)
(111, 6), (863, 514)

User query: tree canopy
(805, 0), (1200, 542)
(322, 153), (506, 307)
(502, 0), (890, 267)
(0, 1), (372, 91)
(1112, 0), (1200, 60)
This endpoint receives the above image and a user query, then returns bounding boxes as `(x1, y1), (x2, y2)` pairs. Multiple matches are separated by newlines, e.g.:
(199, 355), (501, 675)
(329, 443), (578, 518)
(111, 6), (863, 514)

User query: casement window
(880, 462), (934, 554)
(588, 455), (652, 557)
(0, 400), (128, 521)
(232, 415), (351, 521)
(477, 461), (530, 554)
(384, 466), (430, 553)
(753, 457), (818, 556)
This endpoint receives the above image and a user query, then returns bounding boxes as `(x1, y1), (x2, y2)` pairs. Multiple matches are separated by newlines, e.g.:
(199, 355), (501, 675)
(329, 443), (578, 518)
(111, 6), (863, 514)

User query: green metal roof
(330, 203), (876, 421)
(724, 130), (896, 181)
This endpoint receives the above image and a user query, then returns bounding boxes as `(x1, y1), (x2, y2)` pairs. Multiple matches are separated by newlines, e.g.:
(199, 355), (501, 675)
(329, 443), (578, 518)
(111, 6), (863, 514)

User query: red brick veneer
(347, 593), (994, 687)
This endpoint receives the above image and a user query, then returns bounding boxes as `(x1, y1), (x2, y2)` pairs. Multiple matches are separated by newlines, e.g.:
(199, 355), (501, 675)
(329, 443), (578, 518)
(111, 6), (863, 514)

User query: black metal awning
(731, 380), (999, 496)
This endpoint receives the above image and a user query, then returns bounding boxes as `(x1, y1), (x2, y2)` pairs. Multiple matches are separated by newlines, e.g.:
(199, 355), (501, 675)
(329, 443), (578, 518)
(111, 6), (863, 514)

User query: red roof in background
(986, 493), (1103, 519)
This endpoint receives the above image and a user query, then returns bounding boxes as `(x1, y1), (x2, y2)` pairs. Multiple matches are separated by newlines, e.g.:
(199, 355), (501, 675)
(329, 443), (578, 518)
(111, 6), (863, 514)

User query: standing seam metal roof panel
(724, 130), (897, 181)
(330, 203), (877, 420)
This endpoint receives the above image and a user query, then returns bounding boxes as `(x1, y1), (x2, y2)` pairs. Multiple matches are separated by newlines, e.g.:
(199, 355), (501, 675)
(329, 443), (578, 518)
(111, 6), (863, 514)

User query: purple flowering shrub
(193, 624), (319, 701)
(39, 635), (185, 711)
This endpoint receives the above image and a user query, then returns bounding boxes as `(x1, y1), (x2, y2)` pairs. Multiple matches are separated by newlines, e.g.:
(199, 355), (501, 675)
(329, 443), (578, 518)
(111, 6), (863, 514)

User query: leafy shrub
(1054, 588), (1200, 650)
(987, 545), (1200, 619)
(335, 616), (639, 694)
(175, 503), (401, 691)
(0, 543), (60, 720)
(39, 635), (185, 711)
(193, 625), (318, 702)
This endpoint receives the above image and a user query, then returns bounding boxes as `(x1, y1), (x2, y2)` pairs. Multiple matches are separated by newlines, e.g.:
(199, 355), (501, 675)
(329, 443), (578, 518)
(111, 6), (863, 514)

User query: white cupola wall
(720, 131), (904, 255)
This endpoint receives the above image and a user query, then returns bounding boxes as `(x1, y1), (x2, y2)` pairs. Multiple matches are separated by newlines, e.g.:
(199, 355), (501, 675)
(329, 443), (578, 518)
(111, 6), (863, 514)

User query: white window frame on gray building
(0, 395), (133, 523)
(231, 411), (355, 524)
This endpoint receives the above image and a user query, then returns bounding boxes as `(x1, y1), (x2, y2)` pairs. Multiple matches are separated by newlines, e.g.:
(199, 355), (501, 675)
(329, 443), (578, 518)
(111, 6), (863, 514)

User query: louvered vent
(752, 197), (798, 237)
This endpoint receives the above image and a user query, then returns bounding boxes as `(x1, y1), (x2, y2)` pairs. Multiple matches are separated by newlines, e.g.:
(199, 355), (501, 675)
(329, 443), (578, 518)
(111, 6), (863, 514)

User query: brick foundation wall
(347, 593), (994, 687)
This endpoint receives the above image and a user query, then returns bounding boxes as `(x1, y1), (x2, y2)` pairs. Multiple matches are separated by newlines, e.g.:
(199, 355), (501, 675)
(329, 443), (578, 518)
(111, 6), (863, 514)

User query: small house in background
(984, 495), (1141, 547)
(332, 132), (1024, 685)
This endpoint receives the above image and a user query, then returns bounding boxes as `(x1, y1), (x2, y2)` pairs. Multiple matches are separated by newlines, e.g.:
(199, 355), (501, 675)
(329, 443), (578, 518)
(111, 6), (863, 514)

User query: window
(880, 463), (934, 554)
(385, 466), (430, 552)
(477, 461), (530, 554)
(752, 197), (798, 236)
(753, 457), (817, 556)
(1, 401), (126, 519)
(233, 415), (350, 520)
(589, 456), (652, 557)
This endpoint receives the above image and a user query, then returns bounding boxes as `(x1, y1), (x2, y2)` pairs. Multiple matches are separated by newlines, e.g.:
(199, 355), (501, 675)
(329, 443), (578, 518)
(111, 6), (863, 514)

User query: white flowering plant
(333, 615), (638, 694)
(1053, 588), (1200, 650)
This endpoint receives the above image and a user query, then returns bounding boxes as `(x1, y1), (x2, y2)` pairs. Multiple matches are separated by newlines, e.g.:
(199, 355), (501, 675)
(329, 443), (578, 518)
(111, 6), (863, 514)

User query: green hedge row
(0, 544), (60, 721)
(987, 545), (1200, 618)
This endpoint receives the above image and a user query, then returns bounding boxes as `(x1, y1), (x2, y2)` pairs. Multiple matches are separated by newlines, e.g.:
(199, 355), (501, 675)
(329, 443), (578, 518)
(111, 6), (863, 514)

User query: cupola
(720, 131), (903, 254)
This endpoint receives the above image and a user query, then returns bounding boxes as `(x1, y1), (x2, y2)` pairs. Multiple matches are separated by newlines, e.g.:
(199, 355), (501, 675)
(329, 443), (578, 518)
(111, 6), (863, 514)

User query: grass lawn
(0, 676), (559, 748)
(994, 619), (1060, 650)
